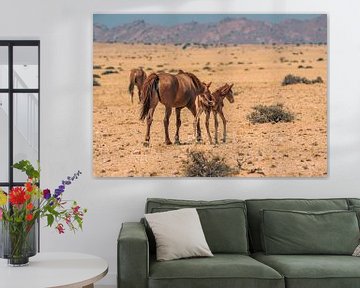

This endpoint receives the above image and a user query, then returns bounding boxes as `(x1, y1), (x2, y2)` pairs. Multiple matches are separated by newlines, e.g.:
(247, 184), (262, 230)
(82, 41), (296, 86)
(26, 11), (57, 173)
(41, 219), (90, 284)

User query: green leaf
(12, 160), (40, 180)
(47, 214), (54, 227)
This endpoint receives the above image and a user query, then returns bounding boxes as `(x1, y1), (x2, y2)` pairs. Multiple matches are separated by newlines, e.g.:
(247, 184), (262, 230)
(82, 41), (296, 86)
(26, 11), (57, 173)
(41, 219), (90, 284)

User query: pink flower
(56, 223), (65, 234)
(0, 208), (3, 220)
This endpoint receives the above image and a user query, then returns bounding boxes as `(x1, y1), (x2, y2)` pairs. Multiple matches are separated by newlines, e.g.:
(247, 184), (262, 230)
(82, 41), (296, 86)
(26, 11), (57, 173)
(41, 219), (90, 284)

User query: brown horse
(128, 68), (147, 103)
(140, 71), (205, 145)
(194, 82), (214, 142)
(195, 83), (234, 144)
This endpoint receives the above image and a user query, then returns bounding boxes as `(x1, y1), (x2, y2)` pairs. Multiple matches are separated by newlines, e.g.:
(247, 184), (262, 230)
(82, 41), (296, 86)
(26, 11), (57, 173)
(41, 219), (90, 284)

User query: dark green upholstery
(348, 198), (360, 207)
(246, 198), (349, 252)
(349, 206), (360, 228)
(149, 254), (284, 288)
(261, 209), (359, 255)
(118, 222), (148, 288)
(118, 198), (360, 288)
(253, 252), (360, 288)
(146, 198), (249, 254)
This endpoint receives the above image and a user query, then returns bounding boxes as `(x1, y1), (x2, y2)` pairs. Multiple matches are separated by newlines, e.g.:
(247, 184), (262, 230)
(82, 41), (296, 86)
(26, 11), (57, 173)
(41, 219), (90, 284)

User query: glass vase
(0, 220), (37, 266)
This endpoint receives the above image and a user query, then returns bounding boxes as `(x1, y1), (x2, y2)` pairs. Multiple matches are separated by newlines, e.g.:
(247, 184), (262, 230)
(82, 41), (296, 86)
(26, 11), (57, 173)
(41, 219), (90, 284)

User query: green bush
(247, 103), (295, 124)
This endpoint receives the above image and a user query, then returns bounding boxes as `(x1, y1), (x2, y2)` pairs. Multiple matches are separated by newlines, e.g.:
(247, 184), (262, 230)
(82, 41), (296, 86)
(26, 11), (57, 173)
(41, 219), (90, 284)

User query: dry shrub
(282, 74), (323, 86)
(184, 151), (233, 177)
(93, 79), (100, 87)
(247, 103), (295, 124)
(102, 70), (118, 75)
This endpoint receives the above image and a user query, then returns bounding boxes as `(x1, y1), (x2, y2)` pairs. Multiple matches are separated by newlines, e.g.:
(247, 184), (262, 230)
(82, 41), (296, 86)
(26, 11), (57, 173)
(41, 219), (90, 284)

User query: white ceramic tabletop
(0, 252), (108, 288)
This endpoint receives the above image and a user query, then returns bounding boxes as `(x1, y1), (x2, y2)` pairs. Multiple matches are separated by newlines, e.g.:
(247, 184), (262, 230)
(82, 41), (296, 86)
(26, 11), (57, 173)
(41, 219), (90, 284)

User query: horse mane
(212, 84), (229, 99)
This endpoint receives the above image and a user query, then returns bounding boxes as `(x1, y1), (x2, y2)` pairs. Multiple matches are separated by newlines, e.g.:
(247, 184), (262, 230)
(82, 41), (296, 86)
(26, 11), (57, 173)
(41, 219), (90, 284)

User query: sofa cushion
(261, 209), (359, 255)
(347, 198), (360, 207)
(246, 198), (349, 252)
(349, 205), (360, 228)
(149, 254), (284, 288)
(145, 208), (213, 261)
(146, 198), (248, 254)
(253, 252), (360, 288)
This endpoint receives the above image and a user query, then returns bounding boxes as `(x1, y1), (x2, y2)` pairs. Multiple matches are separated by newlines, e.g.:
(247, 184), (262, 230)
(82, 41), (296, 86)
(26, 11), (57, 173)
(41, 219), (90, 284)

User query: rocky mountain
(94, 15), (327, 44)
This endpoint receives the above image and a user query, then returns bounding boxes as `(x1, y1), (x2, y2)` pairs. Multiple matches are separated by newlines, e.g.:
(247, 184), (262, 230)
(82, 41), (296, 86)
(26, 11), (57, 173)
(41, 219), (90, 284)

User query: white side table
(0, 252), (108, 288)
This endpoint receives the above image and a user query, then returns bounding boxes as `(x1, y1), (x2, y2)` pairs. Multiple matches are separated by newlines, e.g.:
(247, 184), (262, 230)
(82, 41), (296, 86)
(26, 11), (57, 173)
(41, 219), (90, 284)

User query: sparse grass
(282, 74), (323, 86)
(93, 74), (101, 78)
(102, 70), (118, 75)
(317, 57), (324, 61)
(93, 65), (102, 69)
(247, 103), (295, 124)
(184, 151), (233, 177)
(105, 66), (115, 69)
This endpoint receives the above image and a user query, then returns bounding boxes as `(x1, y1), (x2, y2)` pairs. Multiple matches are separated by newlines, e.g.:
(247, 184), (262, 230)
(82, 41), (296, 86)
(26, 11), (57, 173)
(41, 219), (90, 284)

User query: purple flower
(53, 171), (82, 199)
(43, 189), (51, 200)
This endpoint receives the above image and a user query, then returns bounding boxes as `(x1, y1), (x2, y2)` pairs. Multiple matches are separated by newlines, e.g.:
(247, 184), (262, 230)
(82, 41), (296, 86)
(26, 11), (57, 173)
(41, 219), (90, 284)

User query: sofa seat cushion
(149, 254), (284, 288)
(253, 252), (360, 288)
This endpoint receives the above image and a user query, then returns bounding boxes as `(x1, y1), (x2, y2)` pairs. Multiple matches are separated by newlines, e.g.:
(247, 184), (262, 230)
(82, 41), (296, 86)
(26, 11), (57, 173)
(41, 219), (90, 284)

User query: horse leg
(175, 107), (182, 145)
(193, 107), (203, 143)
(130, 90), (134, 104)
(144, 96), (159, 146)
(213, 111), (219, 144)
(144, 108), (154, 145)
(219, 110), (227, 143)
(137, 84), (142, 103)
(205, 110), (213, 144)
(164, 106), (172, 145)
(187, 103), (202, 142)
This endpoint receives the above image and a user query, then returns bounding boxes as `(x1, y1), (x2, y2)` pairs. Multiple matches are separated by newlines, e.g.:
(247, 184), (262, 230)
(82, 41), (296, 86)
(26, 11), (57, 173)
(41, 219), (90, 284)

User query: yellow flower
(0, 190), (7, 206)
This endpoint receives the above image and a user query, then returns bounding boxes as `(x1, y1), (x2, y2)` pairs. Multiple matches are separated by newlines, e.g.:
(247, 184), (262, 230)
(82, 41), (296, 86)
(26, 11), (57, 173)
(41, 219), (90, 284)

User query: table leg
(82, 284), (94, 288)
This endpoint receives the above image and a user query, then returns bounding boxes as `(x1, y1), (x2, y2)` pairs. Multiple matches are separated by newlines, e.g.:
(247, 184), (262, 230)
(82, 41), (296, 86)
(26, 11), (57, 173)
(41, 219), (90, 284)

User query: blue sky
(93, 14), (322, 28)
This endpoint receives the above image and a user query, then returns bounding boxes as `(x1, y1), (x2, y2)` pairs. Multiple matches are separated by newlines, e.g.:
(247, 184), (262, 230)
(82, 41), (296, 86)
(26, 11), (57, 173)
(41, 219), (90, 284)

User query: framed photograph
(93, 14), (327, 177)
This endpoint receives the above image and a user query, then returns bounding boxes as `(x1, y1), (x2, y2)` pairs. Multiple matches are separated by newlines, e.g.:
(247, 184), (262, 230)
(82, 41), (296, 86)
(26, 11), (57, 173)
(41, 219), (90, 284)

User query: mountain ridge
(94, 15), (327, 44)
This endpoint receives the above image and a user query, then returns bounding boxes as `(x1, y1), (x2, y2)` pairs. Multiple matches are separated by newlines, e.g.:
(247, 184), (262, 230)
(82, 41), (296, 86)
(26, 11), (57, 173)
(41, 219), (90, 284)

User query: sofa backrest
(145, 198), (249, 254)
(245, 198), (349, 252)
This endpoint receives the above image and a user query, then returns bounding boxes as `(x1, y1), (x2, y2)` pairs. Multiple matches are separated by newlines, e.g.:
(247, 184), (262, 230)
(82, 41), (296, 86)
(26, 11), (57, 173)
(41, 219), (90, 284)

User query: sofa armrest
(118, 222), (149, 288)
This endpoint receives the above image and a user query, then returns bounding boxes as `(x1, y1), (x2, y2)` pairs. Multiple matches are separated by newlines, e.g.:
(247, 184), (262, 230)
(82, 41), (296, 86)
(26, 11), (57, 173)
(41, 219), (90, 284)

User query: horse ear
(229, 83), (234, 88)
(207, 82), (212, 88)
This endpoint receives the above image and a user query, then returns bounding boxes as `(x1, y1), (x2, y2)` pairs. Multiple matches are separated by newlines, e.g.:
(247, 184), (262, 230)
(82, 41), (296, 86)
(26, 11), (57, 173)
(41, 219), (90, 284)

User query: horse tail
(128, 70), (135, 94)
(140, 73), (159, 121)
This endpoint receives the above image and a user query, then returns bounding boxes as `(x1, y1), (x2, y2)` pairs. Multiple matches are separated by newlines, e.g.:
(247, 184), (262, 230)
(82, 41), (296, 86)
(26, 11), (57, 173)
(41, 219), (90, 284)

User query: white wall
(1, 0), (360, 285)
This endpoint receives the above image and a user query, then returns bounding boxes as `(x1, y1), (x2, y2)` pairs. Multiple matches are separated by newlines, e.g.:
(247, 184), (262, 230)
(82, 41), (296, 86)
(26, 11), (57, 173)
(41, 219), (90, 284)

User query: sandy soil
(93, 43), (327, 177)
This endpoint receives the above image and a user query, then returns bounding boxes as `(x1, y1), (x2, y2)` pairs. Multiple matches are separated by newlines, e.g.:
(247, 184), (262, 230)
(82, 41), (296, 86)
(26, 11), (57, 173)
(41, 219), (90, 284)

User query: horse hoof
(143, 141), (150, 147)
(222, 139), (226, 143)
(165, 140), (172, 145)
(174, 140), (181, 145)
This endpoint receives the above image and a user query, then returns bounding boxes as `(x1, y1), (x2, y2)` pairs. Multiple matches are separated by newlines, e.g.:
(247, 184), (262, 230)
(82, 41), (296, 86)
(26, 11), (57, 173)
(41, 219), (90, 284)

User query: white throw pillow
(145, 208), (213, 261)
(353, 244), (360, 256)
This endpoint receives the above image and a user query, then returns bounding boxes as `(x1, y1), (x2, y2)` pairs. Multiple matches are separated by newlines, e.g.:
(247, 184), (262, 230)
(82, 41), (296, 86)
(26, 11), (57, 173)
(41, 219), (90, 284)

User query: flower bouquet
(0, 160), (87, 266)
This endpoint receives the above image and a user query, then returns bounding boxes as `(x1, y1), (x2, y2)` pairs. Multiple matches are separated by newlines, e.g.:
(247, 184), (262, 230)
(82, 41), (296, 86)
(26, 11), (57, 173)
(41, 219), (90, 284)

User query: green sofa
(118, 198), (360, 288)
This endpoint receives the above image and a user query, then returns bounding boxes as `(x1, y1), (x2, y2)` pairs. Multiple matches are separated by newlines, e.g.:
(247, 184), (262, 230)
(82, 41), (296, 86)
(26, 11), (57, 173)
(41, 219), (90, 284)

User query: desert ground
(93, 43), (327, 177)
